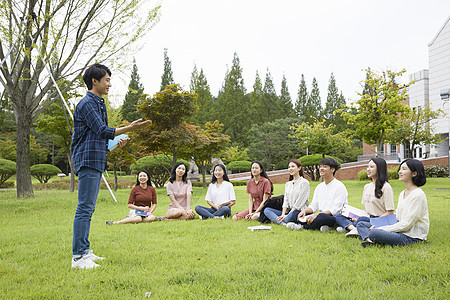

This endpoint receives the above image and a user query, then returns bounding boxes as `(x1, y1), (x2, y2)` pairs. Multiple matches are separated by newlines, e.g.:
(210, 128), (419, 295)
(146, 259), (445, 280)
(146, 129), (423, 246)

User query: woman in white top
(263, 159), (310, 225)
(362, 158), (429, 247)
(336, 157), (395, 237)
(195, 164), (236, 219)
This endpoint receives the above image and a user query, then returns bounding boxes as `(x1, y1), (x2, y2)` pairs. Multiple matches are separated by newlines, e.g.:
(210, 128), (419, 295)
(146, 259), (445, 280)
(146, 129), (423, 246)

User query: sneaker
(336, 226), (346, 233)
(106, 221), (113, 225)
(214, 216), (225, 219)
(361, 241), (374, 248)
(286, 222), (303, 230)
(71, 256), (100, 269)
(84, 250), (105, 261)
(320, 225), (330, 232)
(156, 216), (167, 221)
(345, 228), (359, 238)
(198, 215), (203, 220)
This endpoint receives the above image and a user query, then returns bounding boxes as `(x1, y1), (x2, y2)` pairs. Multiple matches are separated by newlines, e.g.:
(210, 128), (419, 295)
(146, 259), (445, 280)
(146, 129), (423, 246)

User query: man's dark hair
(83, 63), (111, 90)
(319, 157), (339, 175)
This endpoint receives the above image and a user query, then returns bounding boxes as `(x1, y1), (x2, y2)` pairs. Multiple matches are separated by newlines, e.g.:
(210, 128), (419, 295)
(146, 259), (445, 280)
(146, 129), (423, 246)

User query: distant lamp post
(440, 88), (450, 178)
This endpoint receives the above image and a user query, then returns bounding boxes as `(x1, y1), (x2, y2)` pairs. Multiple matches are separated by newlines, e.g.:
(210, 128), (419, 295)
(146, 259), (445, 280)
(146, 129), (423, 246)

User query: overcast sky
(110, 0), (450, 107)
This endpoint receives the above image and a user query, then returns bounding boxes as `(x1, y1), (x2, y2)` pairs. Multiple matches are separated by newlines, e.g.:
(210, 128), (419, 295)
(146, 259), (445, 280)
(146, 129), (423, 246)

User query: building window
(390, 144), (397, 153)
(404, 143), (411, 159)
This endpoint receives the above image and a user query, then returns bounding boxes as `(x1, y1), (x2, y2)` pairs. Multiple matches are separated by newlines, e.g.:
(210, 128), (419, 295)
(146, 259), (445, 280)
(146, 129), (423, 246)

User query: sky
(109, 0), (450, 108)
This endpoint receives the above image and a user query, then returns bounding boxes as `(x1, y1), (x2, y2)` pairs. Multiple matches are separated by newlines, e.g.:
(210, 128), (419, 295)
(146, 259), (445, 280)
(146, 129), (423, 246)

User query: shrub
(106, 170), (127, 176)
(191, 180), (247, 188)
(387, 166), (399, 180)
(357, 170), (369, 181)
(0, 180), (15, 188)
(424, 164), (449, 178)
(227, 160), (252, 173)
(298, 154), (342, 181)
(130, 154), (190, 187)
(30, 164), (62, 183)
(0, 158), (16, 186)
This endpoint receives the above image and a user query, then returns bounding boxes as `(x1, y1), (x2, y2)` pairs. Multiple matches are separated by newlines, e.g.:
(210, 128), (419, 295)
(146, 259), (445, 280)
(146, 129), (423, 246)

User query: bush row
(357, 167), (400, 181)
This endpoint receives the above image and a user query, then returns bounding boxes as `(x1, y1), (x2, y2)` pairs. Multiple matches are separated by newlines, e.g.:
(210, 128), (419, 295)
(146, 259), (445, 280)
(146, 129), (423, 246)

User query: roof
(428, 15), (450, 47)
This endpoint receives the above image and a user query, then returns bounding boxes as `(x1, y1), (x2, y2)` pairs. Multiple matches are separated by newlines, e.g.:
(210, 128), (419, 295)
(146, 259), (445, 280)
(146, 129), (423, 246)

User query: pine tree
(295, 74), (308, 120)
(250, 71), (264, 123)
(121, 62), (145, 122)
(306, 77), (322, 123)
(279, 74), (293, 118)
(160, 48), (174, 91)
(262, 69), (278, 121)
(323, 73), (347, 132)
(189, 65), (214, 125)
(217, 53), (251, 146)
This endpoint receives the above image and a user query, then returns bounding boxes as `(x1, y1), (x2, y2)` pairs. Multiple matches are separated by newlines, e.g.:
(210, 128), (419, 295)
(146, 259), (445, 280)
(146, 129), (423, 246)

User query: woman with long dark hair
(106, 169), (157, 224)
(335, 157), (395, 236)
(195, 164), (236, 219)
(232, 161), (273, 221)
(362, 159), (429, 247)
(165, 162), (195, 220)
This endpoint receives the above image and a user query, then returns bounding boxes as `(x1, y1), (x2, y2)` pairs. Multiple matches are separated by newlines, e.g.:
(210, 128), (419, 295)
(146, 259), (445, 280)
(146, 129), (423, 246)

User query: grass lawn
(0, 178), (449, 299)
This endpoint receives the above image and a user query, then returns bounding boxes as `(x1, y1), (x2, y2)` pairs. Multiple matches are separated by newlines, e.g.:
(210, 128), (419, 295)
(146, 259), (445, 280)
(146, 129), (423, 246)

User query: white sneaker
(71, 256), (100, 269)
(346, 228), (359, 238)
(286, 222), (303, 230)
(214, 216), (225, 219)
(84, 250), (105, 261)
(198, 215), (203, 220)
(320, 225), (331, 232)
(336, 226), (346, 233)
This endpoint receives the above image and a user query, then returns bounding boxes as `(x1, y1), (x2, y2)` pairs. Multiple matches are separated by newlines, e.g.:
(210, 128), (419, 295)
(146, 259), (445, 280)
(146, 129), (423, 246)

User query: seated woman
(232, 161), (273, 221)
(263, 159), (310, 225)
(165, 162), (195, 220)
(362, 159), (429, 247)
(335, 157), (394, 237)
(106, 169), (157, 225)
(195, 164), (236, 219)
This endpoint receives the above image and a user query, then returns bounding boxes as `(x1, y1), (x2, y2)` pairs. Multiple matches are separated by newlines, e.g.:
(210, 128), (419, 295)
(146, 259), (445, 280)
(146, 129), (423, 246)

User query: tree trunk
(67, 152), (75, 192)
(114, 169), (118, 191)
(266, 155), (271, 171)
(376, 139), (383, 157)
(15, 114), (34, 198)
(202, 165), (207, 189)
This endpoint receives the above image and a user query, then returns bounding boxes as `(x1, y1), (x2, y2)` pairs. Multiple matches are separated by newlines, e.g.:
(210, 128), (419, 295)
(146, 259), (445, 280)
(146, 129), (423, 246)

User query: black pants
(290, 211), (336, 230)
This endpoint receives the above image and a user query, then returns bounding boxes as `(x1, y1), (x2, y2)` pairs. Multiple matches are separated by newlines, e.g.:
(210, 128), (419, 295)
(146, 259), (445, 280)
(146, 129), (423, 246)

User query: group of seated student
(107, 157), (430, 248)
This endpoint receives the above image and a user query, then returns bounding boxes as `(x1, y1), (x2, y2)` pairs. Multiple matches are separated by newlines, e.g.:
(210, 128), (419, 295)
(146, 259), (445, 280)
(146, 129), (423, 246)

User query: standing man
(287, 158), (348, 231)
(71, 64), (150, 269)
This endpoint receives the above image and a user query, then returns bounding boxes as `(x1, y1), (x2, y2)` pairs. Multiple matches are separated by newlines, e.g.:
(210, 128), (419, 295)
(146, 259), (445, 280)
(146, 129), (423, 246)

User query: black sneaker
(361, 241), (374, 248)
(106, 221), (113, 225)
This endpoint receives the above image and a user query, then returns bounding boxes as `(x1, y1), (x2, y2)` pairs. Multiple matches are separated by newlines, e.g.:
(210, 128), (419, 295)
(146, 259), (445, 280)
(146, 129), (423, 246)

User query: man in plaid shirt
(71, 64), (150, 269)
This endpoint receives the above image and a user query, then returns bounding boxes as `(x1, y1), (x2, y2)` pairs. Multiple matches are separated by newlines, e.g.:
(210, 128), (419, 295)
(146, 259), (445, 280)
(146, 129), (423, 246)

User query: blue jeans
(73, 167), (102, 256)
(335, 213), (353, 229)
(368, 229), (422, 246)
(355, 217), (372, 240)
(264, 207), (296, 224)
(195, 205), (231, 219)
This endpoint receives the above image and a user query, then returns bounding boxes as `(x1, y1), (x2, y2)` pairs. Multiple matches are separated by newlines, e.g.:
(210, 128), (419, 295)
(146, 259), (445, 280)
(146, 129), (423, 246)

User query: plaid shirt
(71, 91), (116, 174)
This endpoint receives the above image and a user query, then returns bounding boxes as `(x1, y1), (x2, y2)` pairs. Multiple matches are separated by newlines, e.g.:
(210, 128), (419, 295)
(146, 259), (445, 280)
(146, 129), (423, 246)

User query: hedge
(424, 164), (449, 178)
(0, 180), (15, 188)
(227, 160), (252, 173)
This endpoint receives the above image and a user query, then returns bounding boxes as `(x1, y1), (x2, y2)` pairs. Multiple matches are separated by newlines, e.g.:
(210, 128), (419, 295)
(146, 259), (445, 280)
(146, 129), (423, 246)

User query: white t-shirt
(361, 181), (395, 216)
(309, 178), (348, 216)
(205, 181), (236, 206)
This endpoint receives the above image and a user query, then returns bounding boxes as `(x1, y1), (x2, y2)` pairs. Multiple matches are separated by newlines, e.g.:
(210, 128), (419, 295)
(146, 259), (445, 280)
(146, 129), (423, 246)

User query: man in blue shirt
(71, 64), (150, 269)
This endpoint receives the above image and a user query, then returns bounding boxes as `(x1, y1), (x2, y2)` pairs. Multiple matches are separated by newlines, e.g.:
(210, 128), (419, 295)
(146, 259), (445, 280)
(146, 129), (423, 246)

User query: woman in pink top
(233, 161), (273, 221)
(165, 162), (195, 220)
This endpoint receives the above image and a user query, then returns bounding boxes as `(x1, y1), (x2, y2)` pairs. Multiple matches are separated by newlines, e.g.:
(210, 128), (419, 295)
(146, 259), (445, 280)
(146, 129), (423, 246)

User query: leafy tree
(136, 84), (198, 167)
(189, 121), (230, 188)
(121, 62), (145, 122)
(217, 53), (251, 146)
(0, 1), (160, 198)
(189, 65), (214, 125)
(221, 146), (249, 165)
(305, 77), (322, 123)
(393, 105), (446, 155)
(298, 154), (342, 181)
(250, 71), (264, 123)
(279, 75), (294, 118)
(0, 158), (16, 186)
(160, 48), (175, 91)
(227, 160), (252, 173)
(295, 74), (308, 120)
(340, 69), (411, 156)
(262, 69), (279, 121)
(323, 73), (347, 132)
(30, 164), (62, 184)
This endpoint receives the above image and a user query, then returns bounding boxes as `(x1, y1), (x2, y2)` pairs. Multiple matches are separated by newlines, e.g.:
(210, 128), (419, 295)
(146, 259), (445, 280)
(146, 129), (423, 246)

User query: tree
(135, 84), (198, 168)
(340, 69), (411, 156)
(323, 73), (347, 132)
(189, 121), (230, 188)
(279, 75), (293, 118)
(217, 53), (251, 146)
(160, 48), (175, 91)
(250, 71), (264, 123)
(0, 158), (16, 187)
(121, 62), (145, 122)
(295, 74), (308, 120)
(30, 164), (62, 184)
(262, 69), (279, 121)
(393, 105), (446, 155)
(0, 1), (161, 198)
(305, 77), (322, 123)
(221, 146), (249, 165)
(189, 65), (214, 125)
(298, 154), (342, 181)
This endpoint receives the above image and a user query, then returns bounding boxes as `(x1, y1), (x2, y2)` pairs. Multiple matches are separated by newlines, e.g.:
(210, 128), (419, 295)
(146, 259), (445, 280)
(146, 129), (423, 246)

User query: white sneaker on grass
(286, 222), (303, 230)
(345, 228), (359, 238)
(84, 250), (105, 261)
(320, 225), (331, 232)
(336, 226), (346, 233)
(71, 256), (100, 269)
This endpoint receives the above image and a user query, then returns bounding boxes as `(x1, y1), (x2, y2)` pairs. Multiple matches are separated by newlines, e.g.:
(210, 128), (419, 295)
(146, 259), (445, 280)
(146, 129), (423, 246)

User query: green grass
(0, 179), (449, 299)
